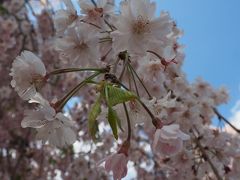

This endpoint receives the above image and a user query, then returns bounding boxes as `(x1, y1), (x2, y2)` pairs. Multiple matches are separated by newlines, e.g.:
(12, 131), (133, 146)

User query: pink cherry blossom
(152, 124), (190, 157)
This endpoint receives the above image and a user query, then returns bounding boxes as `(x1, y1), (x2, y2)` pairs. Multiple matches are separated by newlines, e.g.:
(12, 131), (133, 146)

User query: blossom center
(75, 42), (88, 51)
(132, 16), (150, 35)
(129, 100), (138, 111)
(31, 74), (45, 89)
(68, 13), (78, 22)
(88, 8), (104, 19)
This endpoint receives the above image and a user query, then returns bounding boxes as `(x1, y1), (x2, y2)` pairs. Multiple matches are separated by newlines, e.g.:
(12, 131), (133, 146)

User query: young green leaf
(108, 107), (119, 140)
(115, 110), (124, 132)
(88, 95), (102, 140)
(106, 85), (137, 106)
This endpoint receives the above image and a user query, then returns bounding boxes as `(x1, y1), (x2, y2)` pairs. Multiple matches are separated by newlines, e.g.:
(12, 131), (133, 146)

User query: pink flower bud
(100, 153), (128, 180)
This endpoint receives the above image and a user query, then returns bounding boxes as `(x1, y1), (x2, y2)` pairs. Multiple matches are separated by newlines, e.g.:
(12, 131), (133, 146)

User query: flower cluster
(10, 51), (77, 147)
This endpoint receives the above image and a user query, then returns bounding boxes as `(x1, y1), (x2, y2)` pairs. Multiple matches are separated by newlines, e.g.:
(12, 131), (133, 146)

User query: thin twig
(80, 20), (102, 29)
(128, 65), (140, 97)
(213, 107), (240, 134)
(136, 98), (155, 121)
(25, 0), (36, 17)
(192, 127), (223, 180)
(128, 63), (152, 99)
(194, 138), (223, 180)
(91, 0), (97, 7)
(56, 72), (101, 110)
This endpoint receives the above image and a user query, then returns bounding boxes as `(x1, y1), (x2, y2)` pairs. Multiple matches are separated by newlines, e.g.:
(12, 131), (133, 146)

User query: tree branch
(194, 137), (223, 180)
(213, 107), (240, 134)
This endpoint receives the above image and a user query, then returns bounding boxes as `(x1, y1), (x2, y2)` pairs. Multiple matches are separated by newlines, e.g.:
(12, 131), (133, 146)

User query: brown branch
(213, 107), (240, 134)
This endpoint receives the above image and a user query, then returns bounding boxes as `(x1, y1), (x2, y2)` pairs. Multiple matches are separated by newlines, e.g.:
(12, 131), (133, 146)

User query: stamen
(31, 74), (45, 89)
(88, 8), (104, 19)
(75, 42), (88, 50)
(132, 16), (150, 34)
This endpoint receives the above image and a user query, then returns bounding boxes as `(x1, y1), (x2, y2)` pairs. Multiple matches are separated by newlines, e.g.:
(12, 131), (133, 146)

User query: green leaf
(116, 111), (124, 132)
(106, 85), (137, 106)
(108, 107), (119, 140)
(88, 95), (102, 140)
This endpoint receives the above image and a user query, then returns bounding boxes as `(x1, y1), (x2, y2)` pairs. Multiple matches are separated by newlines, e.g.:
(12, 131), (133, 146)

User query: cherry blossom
(21, 95), (76, 147)
(53, 0), (79, 35)
(152, 124), (190, 157)
(55, 24), (100, 66)
(10, 51), (47, 100)
(102, 153), (128, 180)
(79, 0), (114, 27)
(111, 0), (175, 55)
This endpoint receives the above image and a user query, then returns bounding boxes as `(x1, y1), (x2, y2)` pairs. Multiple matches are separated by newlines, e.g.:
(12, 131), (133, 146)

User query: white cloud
(227, 100), (240, 132)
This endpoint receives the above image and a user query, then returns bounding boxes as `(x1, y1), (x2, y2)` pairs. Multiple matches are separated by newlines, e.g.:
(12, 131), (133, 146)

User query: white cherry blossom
(55, 24), (100, 66)
(10, 51), (46, 100)
(79, 0), (114, 26)
(21, 95), (76, 147)
(111, 0), (174, 55)
(53, 0), (79, 35)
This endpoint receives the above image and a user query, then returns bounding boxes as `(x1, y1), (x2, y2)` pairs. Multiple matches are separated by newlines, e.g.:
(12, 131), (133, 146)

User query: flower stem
(128, 63), (152, 99)
(80, 20), (101, 29)
(147, 50), (165, 61)
(128, 65), (140, 97)
(56, 72), (101, 111)
(123, 103), (131, 141)
(47, 68), (106, 77)
(115, 79), (156, 126)
(136, 97), (156, 123)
